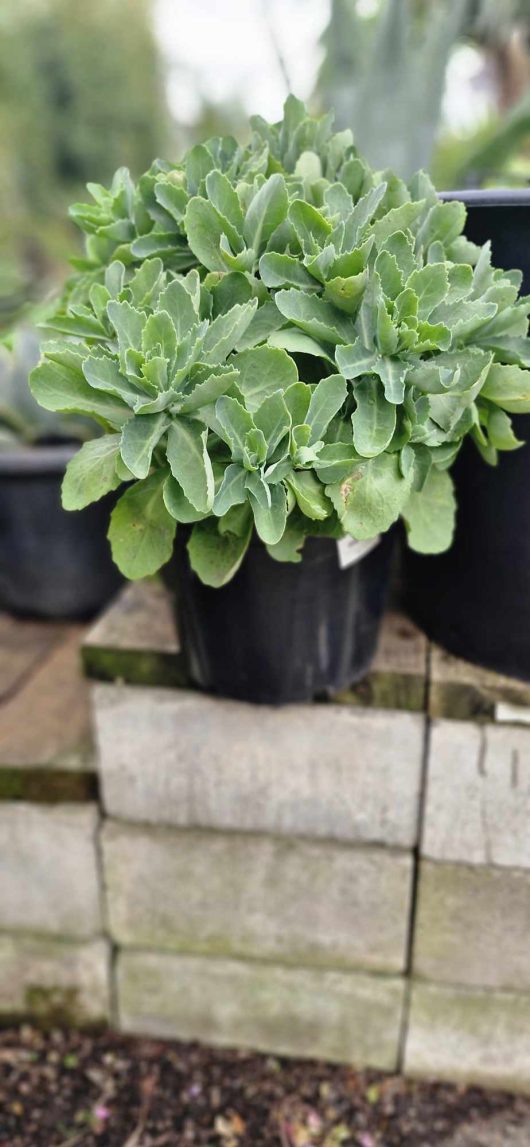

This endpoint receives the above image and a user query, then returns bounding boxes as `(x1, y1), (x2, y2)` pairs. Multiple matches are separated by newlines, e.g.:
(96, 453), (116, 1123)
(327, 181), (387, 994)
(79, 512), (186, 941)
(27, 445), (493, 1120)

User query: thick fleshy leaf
(406, 264), (449, 318)
(163, 476), (209, 522)
(486, 408), (524, 451)
(188, 516), (252, 587)
(202, 300), (258, 364)
(351, 377), (397, 457)
(402, 468), (455, 553)
(120, 412), (168, 479)
(30, 357), (128, 428)
(326, 452), (413, 538)
(268, 329), (334, 362)
(259, 253), (317, 290)
(141, 311), (177, 364)
(213, 463), (247, 516)
(235, 301), (286, 351)
(184, 197), (227, 272)
(83, 353), (145, 406)
(215, 395), (254, 458)
(283, 381), (312, 426)
(247, 478), (287, 544)
(314, 442), (360, 483)
(205, 169), (245, 238)
(287, 470), (331, 520)
(232, 346), (298, 412)
(306, 374), (347, 443)
(107, 300), (144, 368)
(289, 199), (333, 252)
(243, 174), (289, 253)
(166, 419), (214, 512)
(180, 367), (240, 413)
(275, 290), (355, 346)
(157, 279), (197, 339)
(481, 363), (530, 413)
(253, 392), (291, 457)
(108, 471), (176, 579)
(336, 340), (376, 379)
(62, 435), (122, 510)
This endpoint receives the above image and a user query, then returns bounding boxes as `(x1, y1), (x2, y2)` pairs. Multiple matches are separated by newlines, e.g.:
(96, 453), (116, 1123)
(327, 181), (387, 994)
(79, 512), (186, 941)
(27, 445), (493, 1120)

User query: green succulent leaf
(306, 374), (347, 443)
(62, 435), (122, 510)
(326, 452), (413, 538)
(166, 419), (214, 512)
(402, 467), (456, 553)
(108, 470), (176, 579)
(351, 377), (397, 457)
(120, 412), (168, 479)
(233, 346), (298, 412)
(287, 470), (332, 520)
(188, 514), (253, 587)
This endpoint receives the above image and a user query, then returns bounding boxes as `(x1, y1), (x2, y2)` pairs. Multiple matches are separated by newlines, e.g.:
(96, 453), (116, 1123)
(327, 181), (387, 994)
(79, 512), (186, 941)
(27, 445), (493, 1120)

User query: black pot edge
(0, 444), (77, 475)
(439, 188), (530, 208)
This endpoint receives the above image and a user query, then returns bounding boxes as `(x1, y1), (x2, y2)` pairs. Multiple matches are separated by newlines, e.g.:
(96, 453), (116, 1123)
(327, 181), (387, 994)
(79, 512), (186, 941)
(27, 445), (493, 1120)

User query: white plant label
(337, 534), (381, 570)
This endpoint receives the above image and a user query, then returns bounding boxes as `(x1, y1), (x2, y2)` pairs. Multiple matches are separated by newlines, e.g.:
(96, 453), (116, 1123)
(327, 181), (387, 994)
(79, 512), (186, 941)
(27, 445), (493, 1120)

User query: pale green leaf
(166, 419), (214, 512)
(351, 377), (397, 457)
(402, 468), (455, 553)
(120, 412), (168, 479)
(108, 471), (176, 579)
(62, 435), (121, 510)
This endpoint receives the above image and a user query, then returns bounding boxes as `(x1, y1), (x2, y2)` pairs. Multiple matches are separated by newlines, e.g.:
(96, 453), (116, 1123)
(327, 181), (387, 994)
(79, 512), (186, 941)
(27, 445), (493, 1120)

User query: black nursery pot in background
(0, 445), (123, 620)
(164, 531), (394, 705)
(405, 190), (530, 681)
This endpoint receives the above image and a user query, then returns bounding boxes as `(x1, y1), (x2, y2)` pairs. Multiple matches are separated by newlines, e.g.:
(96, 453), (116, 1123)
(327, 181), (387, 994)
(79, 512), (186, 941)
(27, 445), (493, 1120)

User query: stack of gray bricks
(95, 686), (424, 1069)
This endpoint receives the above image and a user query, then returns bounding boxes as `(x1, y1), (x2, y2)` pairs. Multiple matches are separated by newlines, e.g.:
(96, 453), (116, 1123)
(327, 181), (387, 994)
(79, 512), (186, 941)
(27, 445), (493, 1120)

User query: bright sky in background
(154, 0), (492, 133)
(154, 0), (331, 123)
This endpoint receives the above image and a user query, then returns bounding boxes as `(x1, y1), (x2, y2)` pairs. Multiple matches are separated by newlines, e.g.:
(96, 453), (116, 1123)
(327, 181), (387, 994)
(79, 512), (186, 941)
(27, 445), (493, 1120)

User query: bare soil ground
(1, 1027), (530, 1147)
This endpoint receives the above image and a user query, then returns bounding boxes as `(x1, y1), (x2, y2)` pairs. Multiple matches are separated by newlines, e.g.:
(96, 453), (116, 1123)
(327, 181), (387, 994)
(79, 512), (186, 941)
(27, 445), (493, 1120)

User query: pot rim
(439, 188), (530, 208)
(0, 443), (77, 475)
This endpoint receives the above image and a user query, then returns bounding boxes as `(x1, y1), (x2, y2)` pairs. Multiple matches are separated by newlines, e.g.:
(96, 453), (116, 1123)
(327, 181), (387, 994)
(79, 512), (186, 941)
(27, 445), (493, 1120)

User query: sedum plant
(30, 98), (530, 586)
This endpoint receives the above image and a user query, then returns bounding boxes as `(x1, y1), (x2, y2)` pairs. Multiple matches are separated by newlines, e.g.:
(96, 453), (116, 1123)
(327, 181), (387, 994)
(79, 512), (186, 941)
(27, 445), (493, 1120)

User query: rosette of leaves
(30, 100), (530, 586)
(58, 96), (372, 310)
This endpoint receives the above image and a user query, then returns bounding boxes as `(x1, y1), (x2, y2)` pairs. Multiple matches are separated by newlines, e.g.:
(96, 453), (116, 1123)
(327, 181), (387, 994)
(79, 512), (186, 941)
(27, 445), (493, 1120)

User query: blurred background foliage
(1, 0), (530, 334)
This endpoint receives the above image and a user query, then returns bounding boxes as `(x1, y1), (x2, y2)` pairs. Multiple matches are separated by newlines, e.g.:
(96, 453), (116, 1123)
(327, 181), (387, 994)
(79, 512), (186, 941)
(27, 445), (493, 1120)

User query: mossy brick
(117, 949), (405, 1069)
(82, 580), (186, 687)
(102, 821), (413, 974)
(423, 720), (530, 868)
(414, 860), (530, 991)
(429, 643), (530, 722)
(94, 684), (424, 846)
(405, 981), (530, 1094)
(0, 935), (111, 1026)
(0, 803), (102, 938)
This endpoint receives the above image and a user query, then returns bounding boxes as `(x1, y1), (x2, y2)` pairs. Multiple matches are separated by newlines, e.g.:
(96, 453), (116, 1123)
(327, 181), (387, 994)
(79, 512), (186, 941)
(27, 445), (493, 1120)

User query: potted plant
(0, 327), (122, 619)
(405, 189), (530, 682)
(29, 99), (530, 702)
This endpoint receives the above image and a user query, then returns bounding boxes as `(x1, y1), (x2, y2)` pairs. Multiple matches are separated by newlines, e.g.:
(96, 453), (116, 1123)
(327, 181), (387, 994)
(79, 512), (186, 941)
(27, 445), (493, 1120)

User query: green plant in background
(29, 99), (530, 585)
(316, 0), (530, 186)
(0, 0), (169, 329)
(0, 328), (91, 447)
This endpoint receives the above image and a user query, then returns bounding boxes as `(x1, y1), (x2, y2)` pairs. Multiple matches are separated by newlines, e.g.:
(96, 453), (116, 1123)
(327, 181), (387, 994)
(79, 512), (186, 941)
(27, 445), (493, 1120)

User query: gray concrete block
(0, 935), (111, 1024)
(405, 982), (530, 1094)
(118, 949), (405, 1069)
(423, 721), (530, 868)
(0, 803), (102, 937)
(102, 822), (413, 974)
(414, 861), (530, 991)
(93, 684), (424, 847)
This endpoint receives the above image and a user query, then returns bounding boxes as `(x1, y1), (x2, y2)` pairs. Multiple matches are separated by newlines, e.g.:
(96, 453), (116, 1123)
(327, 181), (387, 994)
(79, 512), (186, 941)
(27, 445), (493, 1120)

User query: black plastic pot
(0, 445), (123, 620)
(164, 530), (394, 704)
(405, 189), (530, 680)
